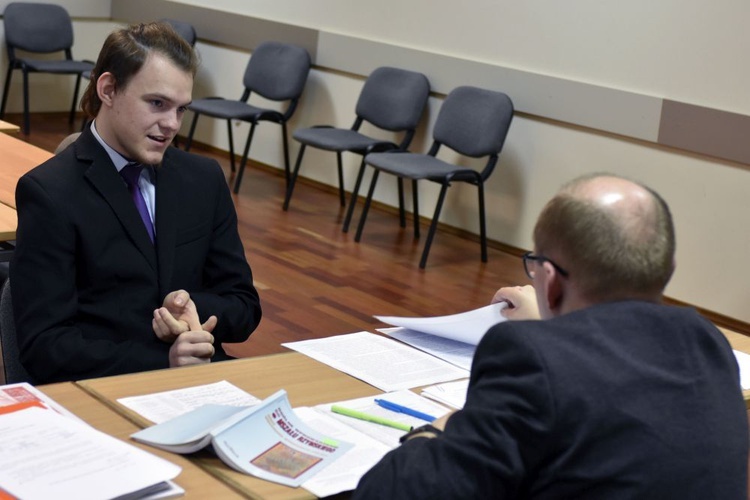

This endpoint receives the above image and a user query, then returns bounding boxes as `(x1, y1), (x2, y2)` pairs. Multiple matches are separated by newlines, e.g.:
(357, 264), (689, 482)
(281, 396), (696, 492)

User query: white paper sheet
(374, 303), (507, 346)
(298, 390), (453, 497)
(0, 406), (181, 500)
(283, 332), (469, 391)
(733, 350), (750, 389)
(117, 380), (261, 424)
(421, 379), (470, 409)
(380, 327), (475, 371)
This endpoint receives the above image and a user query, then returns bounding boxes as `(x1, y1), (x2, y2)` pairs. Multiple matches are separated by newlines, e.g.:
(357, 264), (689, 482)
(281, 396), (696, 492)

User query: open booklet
(131, 389), (353, 488)
(0, 392), (182, 500)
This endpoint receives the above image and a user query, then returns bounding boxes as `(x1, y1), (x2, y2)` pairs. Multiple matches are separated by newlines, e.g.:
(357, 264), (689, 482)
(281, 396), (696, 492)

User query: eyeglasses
(522, 252), (569, 280)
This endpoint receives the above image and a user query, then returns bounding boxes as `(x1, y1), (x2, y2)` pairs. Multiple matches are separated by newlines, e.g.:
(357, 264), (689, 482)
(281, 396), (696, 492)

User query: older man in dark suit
(355, 174), (748, 498)
(11, 22), (261, 383)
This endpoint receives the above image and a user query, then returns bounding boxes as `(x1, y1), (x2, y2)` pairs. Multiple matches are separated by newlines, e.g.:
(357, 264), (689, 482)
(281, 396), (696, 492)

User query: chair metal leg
(233, 122), (257, 194)
(280, 122), (291, 187)
(477, 182), (488, 263)
(397, 178), (406, 228)
(69, 74), (82, 125)
(21, 69), (30, 134)
(354, 169), (380, 242)
(342, 158), (367, 233)
(282, 144), (306, 211)
(0, 65), (13, 118)
(335, 152), (346, 207)
(184, 113), (199, 151)
(226, 120), (236, 173)
(412, 179), (420, 239)
(419, 183), (448, 269)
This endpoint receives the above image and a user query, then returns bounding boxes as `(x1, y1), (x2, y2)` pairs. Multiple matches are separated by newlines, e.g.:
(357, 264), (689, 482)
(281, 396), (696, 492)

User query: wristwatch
(399, 423), (443, 443)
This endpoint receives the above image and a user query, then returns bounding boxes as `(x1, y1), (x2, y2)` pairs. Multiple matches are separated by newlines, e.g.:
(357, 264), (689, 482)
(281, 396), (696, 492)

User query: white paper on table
(283, 332), (469, 392)
(0, 406), (181, 500)
(374, 303), (507, 346)
(316, 389), (453, 448)
(117, 380), (261, 424)
(297, 390), (453, 497)
(380, 327), (475, 371)
(295, 407), (391, 498)
(421, 379), (470, 410)
(733, 350), (750, 389)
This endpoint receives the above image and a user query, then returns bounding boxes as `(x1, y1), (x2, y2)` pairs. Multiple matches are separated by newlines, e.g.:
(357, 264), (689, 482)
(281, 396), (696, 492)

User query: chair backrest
(243, 41), (311, 102)
(433, 86), (514, 158)
(3, 2), (74, 54)
(0, 280), (33, 384)
(161, 18), (197, 47)
(355, 66), (431, 132)
(54, 132), (81, 154)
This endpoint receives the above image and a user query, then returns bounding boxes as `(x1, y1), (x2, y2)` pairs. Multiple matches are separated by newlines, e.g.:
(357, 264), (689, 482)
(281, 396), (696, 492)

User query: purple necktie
(120, 163), (155, 243)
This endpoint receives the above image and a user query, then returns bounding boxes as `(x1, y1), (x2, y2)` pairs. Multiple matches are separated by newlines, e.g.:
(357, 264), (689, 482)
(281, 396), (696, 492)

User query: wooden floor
(6, 112), (529, 360)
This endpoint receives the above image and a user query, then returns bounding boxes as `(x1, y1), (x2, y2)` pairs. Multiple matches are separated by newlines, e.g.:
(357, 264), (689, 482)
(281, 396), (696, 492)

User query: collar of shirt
(90, 120), (157, 222)
(90, 121), (155, 183)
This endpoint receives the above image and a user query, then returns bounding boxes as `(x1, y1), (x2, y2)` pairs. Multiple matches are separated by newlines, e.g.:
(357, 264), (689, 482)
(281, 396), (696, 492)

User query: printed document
(117, 380), (261, 424)
(380, 326), (475, 370)
(374, 302), (507, 345)
(0, 406), (181, 500)
(283, 331), (469, 391)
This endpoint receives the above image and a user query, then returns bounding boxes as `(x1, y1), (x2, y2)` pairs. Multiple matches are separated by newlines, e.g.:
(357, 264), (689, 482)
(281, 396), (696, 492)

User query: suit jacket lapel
(78, 130), (158, 272)
(155, 150), (179, 299)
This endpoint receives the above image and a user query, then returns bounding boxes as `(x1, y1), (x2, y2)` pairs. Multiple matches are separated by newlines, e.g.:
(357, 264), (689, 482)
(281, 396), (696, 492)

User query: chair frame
(0, 2), (93, 135)
(354, 86), (514, 268)
(281, 66), (430, 233)
(183, 42), (310, 194)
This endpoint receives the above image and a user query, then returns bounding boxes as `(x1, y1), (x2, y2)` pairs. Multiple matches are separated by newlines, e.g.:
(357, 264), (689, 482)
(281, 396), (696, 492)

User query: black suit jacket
(355, 301), (748, 499)
(11, 127), (262, 383)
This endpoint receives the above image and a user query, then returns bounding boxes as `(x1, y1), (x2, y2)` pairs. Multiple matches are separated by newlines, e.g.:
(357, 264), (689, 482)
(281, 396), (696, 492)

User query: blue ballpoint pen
(374, 398), (436, 422)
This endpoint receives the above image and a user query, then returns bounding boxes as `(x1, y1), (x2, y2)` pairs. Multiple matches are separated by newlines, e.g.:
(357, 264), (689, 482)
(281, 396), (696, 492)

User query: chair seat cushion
(365, 152), (474, 181)
(188, 98), (276, 120)
(293, 127), (394, 152)
(22, 59), (93, 74)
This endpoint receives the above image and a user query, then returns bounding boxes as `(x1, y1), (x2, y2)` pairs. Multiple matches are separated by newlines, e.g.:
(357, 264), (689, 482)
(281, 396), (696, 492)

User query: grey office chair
(283, 66), (431, 233)
(0, 2), (94, 135)
(355, 86), (514, 269)
(1, 280), (33, 384)
(184, 41), (311, 193)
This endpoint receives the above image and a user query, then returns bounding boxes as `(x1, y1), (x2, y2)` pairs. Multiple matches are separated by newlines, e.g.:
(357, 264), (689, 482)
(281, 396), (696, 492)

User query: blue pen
(374, 399), (436, 422)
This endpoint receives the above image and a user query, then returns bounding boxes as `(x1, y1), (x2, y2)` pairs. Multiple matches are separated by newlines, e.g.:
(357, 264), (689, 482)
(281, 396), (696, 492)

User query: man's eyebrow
(145, 93), (192, 107)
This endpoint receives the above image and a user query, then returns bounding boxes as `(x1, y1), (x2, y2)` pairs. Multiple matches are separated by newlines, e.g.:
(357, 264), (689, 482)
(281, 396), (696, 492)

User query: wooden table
(0, 131), (52, 209)
(40, 382), (245, 498)
(76, 352), (382, 499)
(0, 204), (16, 241)
(0, 120), (20, 134)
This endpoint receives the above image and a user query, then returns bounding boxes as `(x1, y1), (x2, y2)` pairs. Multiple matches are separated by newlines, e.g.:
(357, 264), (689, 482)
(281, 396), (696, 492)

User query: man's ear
(96, 72), (117, 108)
(541, 261), (564, 313)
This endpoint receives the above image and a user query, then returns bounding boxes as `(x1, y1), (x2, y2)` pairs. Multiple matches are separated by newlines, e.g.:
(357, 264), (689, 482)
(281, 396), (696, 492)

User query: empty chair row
(281, 67), (514, 268)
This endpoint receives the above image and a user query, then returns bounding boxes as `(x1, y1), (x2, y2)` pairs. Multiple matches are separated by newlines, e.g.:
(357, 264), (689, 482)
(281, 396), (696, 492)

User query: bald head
(533, 174), (675, 303)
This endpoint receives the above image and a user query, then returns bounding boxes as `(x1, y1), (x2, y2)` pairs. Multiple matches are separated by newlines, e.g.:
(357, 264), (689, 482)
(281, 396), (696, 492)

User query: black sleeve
(353, 323), (554, 499)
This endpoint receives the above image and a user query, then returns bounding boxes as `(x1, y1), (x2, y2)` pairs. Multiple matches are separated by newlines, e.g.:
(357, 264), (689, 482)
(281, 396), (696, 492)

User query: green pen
(331, 405), (412, 432)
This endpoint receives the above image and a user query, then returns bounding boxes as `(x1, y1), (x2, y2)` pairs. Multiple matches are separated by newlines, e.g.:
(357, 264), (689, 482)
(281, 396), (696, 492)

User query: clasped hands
(153, 290), (218, 367)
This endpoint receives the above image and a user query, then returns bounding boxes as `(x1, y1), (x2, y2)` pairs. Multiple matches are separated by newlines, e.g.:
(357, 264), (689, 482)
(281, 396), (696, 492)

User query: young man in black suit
(11, 22), (262, 383)
(355, 174), (748, 498)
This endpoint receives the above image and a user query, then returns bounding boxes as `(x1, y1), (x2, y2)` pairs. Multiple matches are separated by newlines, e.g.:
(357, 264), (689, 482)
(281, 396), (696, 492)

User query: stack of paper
(0, 388), (182, 500)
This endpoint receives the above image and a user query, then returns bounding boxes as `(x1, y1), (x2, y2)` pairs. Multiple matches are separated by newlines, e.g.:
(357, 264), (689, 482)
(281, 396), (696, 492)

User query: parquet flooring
(8, 112), (529, 360)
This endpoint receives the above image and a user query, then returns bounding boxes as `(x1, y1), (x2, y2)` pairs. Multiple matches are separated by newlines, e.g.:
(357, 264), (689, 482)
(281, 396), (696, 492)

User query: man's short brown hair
(80, 21), (198, 118)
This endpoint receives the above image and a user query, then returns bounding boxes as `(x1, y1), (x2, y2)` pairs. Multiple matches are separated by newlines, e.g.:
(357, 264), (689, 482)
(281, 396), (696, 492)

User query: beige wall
(2, 1), (749, 324)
